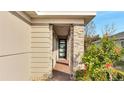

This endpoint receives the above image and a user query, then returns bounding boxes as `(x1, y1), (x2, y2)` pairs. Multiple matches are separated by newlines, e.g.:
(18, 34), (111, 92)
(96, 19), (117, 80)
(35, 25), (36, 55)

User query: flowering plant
(76, 34), (124, 80)
(105, 63), (112, 69)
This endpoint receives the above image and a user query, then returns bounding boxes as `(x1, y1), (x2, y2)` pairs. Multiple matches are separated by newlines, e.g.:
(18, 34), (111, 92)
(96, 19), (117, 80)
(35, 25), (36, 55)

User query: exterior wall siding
(69, 26), (74, 74)
(31, 25), (52, 80)
(115, 40), (123, 48)
(0, 12), (31, 80)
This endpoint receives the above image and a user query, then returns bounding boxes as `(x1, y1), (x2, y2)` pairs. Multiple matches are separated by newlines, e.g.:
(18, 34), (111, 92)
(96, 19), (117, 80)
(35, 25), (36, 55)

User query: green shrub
(76, 34), (124, 81)
(75, 70), (86, 80)
(76, 68), (124, 81)
(112, 69), (124, 80)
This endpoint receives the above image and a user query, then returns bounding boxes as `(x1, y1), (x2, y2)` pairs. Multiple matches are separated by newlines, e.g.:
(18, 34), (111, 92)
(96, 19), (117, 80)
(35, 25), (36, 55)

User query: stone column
(69, 25), (74, 75)
(73, 24), (84, 72)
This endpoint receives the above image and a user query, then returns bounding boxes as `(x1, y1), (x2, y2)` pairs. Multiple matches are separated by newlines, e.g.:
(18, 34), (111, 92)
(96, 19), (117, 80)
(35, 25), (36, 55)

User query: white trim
(35, 11), (96, 16)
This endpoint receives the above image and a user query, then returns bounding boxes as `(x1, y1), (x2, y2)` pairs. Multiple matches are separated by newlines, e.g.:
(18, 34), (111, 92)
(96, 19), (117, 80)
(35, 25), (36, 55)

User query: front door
(59, 39), (67, 58)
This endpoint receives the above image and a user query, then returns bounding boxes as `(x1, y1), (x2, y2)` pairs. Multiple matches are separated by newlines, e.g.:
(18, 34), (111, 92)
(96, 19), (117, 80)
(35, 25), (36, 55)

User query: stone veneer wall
(73, 25), (84, 71)
(69, 25), (74, 74)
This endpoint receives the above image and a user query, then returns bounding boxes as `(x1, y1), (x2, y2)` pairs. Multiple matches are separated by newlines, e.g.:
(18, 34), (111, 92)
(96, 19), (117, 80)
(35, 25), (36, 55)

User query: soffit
(21, 11), (96, 25)
(24, 11), (96, 19)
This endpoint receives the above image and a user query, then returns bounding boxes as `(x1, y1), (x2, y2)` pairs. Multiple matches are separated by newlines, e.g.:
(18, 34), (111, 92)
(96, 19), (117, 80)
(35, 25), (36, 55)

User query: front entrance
(52, 25), (71, 80)
(59, 39), (67, 58)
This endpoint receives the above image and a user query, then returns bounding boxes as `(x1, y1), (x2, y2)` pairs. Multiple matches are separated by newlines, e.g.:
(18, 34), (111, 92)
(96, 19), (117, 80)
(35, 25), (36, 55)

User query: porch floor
(51, 59), (73, 81)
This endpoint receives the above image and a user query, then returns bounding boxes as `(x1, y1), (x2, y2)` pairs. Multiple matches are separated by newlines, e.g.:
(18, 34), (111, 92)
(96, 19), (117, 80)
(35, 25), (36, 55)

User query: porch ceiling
(53, 25), (70, 38)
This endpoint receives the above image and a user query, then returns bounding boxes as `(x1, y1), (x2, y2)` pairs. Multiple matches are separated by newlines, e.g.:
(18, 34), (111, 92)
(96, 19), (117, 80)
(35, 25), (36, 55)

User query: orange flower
(105, 63), (112, 69)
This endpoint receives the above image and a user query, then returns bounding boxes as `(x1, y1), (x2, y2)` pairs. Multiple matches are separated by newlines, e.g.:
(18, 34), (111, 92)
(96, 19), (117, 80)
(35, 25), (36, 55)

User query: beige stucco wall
(0, 12), (31, 80)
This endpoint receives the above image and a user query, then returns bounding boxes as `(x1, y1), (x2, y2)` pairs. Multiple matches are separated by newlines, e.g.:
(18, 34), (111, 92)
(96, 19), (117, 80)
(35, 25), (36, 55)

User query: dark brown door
(59, 39), (67, 58)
